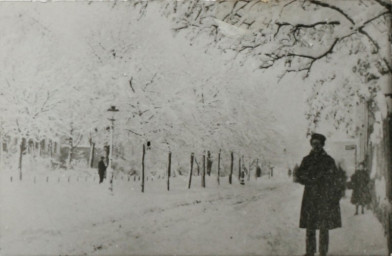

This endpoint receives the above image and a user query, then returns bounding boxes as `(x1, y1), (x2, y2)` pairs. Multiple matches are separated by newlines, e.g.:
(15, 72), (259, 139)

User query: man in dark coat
(98, 156), (107, 184)
(295, 133), (346, 256)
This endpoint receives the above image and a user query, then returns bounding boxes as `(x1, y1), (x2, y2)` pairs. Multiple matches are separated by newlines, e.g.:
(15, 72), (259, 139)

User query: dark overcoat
(350, 170), (371, 205)
(296, 150), (346, 230)
(98, 160), (107, 177)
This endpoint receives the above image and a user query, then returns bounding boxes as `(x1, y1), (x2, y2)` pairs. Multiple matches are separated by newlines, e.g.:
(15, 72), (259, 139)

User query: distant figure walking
(295, 133), (346, 256)
(288, 168), (292, 177)
(240, 170), (245, 185)
(207, 151), (213, 176)
(349, 162), (371, 215)
(256, 165), (262, 178)
(98, 157), (107, 184)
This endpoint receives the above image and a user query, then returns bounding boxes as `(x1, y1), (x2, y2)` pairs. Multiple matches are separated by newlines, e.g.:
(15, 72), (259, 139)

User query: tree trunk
(105, 145), (110, 166)
(388, 212), (392, 255)
(238, 156), (241, 180)
(195, 158), (200, 176)
(247, 161), (251, 181)
(49, 140), (53, 159)
(142, 144), (145, 193)
(188, 153), (194, 189)
(207, 150), (212, 176)
(217, 149), (221, 185)
(38, 140), (42, 157)
(67, 137), (74, 169)
(89, 142), (95, 168)
(202, 153), (206, 188)
(0, 135), (3, 168)
(18, 138), (26, 180)
(240, 156), (245, 185)
(167, 151), (171, 191)
(229, 152), (233, 184)
(68, 147), (74, 168)
(387, 112), (392, 254)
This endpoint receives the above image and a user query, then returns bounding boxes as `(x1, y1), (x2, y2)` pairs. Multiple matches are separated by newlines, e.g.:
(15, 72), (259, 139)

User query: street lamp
(107, 105), (119, 191)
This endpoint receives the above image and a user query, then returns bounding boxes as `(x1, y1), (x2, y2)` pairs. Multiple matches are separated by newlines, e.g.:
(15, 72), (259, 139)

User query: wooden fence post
(167, 151), (171, 191)
(188, 153), (194, 189)
(202, 153), (206, 188)
(142, 144), (145, 193)
(238, 156), (241, 180)
(229, 152), (233, 184)
(217, 149), (221, 185)
(195, 158), (200, 176)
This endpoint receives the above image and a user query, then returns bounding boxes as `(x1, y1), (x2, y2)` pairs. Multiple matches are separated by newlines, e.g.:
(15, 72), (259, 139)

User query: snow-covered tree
(153, 0), (392, 135)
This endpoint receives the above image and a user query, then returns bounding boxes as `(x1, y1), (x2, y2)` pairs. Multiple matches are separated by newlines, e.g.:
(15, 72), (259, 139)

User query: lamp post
(107, 105), (119, 192)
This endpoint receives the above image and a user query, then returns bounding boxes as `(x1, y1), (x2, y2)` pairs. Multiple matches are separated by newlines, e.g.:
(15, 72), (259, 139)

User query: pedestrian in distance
(240, 169), (245, 185)
(256, 165), (262, 178)
(98, 156), (107, 184)
(207, 151), (213, 176)
(294, 133), (346, 256)
(348, 162), (371, 215)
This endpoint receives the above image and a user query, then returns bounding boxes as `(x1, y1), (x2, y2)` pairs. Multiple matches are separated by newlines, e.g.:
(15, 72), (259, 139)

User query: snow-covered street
(0, 169), (387, 255)
(0, 1), (391, 255)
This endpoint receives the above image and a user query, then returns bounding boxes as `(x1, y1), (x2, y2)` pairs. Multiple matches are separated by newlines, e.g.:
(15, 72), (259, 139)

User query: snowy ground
(0, 168), (387, 256)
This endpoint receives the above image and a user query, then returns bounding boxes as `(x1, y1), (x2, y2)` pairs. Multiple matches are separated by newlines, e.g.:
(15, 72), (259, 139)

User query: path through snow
(0, 170), (387, 255)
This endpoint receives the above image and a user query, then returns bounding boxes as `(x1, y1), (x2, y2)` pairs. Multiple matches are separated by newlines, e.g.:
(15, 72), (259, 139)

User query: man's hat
(310, 133), (326, 144)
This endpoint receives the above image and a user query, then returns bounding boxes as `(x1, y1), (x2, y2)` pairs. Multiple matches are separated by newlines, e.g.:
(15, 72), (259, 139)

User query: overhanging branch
(383, 58), (392, 74)
(127, 129), (143, 137)
(362, 10), (390, 26)
(309, 0), (355, 25)
(358, 28), (379, 53)
(261, 38), (339, 77)
(373, 0), (392, 11)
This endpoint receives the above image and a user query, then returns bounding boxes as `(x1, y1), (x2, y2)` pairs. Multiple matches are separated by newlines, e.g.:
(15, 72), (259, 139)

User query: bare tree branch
(373, 0), (392, 11)
(261, 38), (339, 77)
(173, 25), (189, 32)
(239, 43), (262, 52)
(284, 0), (298, 8)
(309, 0), (355, 25)
(383, 57), (392, 73)
(129, 77), (135, 93)
(127, 129), (143, 137)
(358, 27), (379, 53)
(267, 6), (390, 77)
(274, 22), (291, 37)
(143, 73), (157, 91)
(275, 21), (340, 38)
(363, 10), (391, 26)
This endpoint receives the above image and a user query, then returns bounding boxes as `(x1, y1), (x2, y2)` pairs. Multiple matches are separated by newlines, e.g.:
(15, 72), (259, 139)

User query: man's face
(311, 139), (323, 152)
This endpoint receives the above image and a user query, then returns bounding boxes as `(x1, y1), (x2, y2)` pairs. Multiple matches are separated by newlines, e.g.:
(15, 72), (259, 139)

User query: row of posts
(8, 174), (166, 184)
(8, 146), (273, 191)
